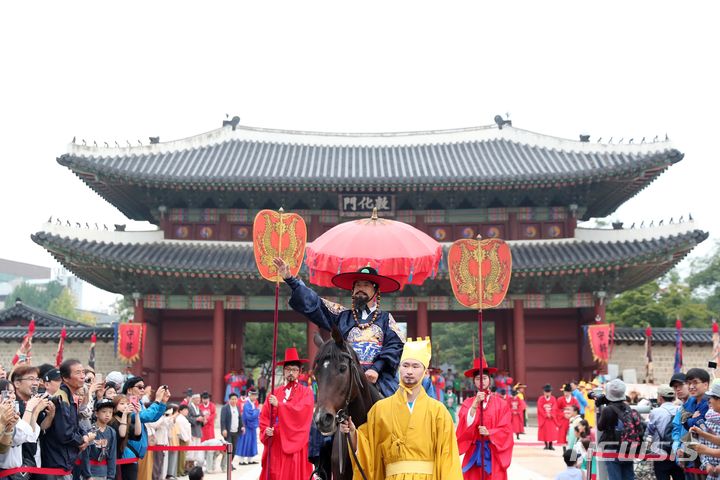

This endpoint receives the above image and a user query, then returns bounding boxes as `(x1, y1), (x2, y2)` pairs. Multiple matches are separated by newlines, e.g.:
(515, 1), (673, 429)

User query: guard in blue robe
(282, 266), (405, 398)
(235, 391), (260, 463)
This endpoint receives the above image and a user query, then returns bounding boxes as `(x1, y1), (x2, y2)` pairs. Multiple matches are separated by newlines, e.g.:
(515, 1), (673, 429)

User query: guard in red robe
(199, 392), (217, 441)
(457, 358), (514, 480)
(259, 347), (314, 480)
(509, 392), (526, 439)
(537, 384), (558, 450)
(554, 384), (580, 446)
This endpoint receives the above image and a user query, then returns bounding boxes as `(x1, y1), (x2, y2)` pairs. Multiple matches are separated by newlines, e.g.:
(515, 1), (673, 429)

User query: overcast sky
(1, 2), (718, 310)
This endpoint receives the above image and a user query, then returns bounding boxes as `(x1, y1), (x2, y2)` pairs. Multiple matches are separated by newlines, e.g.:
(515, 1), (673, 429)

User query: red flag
(587, 324), (611, 363)
(55, 326), (67, 367)
(12, 318), (36, 366)
(117, 323), (145, 363)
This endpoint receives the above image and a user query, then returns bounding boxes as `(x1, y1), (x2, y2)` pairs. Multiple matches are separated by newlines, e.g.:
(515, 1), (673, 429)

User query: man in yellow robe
(339, 337), (463, 479)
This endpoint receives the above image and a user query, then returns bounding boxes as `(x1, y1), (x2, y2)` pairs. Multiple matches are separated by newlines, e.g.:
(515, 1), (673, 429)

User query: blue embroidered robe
(285, 276), (404, 398)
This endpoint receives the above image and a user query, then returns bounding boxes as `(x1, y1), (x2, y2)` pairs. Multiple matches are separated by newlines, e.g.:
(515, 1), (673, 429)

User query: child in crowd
(554, 448), (582, 480)
(82, 399), (117, 480)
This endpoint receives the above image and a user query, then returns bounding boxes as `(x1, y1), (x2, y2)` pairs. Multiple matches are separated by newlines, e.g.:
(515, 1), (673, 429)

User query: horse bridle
(334, 349), (365, 426)
(313, 346), (369, 480)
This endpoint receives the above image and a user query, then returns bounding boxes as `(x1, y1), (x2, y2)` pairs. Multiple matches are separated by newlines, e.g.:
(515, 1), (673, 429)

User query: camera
(589, 390), (610, 407)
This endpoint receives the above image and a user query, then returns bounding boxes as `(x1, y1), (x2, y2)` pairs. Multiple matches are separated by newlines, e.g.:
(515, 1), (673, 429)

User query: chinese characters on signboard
(339, 194), (394, 216)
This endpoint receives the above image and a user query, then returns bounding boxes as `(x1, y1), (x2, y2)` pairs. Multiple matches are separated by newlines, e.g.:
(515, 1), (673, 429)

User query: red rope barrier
(0, 445), (232, 478)
(148, 445), (227, 452)
(0, 467), (72, 478)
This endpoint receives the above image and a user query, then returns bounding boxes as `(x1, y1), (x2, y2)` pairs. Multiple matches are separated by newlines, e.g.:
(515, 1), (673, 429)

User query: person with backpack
(597, 378), (644, 480)
(646, 384), (683, 480)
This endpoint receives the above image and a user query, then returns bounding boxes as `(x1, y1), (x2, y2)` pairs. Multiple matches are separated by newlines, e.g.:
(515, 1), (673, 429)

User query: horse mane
(313, 334), (356, 367)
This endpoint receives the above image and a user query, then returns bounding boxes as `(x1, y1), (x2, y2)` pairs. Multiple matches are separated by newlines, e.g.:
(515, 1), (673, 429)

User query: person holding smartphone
(119, 378), (170, 480)
(10, 365), (55, 472)
(0, 379), (49, 471)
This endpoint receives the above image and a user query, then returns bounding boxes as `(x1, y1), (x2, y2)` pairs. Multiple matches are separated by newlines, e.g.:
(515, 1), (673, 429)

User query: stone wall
(0, 340), (125, 374)
(610, 342), (715, 383)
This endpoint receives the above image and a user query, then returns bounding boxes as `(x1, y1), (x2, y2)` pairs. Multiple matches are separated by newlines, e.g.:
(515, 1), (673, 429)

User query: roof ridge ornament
(494, 114), (512, 130)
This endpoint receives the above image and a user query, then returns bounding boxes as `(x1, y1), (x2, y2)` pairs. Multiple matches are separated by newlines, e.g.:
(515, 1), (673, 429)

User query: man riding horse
(273, 258), (405, 398)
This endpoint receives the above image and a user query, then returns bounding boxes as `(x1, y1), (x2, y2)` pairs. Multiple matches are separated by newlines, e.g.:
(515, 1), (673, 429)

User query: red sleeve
(224, 373), (232, 383)
(456, 398), (477, 455)
(259, 395), (272, 445)
(207, 403), (217, 424)
(277, 386), (314, 454)
(486, 398), (514, 471)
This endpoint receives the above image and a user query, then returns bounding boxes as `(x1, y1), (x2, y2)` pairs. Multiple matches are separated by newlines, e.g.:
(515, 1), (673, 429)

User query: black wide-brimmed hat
(331, 266), (400, 293)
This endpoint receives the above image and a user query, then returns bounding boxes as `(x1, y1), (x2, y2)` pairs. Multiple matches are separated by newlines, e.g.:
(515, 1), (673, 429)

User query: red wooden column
(132, 298), (145, 377)
(212, 300), (225, 402)
(237, 316), (246, 370)
(307, 322), (320, 363)
(416, 301), (429, 339)
(594, 292), (606, 322)
(513, 300), (527, 383)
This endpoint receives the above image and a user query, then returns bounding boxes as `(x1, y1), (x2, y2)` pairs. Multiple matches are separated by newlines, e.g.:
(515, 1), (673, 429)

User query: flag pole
(475, 235), (486, 480)
(266, 207), (284, 480)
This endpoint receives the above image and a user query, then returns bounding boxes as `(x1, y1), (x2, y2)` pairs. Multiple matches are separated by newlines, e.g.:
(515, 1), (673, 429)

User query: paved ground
(191, 424), (566, 480)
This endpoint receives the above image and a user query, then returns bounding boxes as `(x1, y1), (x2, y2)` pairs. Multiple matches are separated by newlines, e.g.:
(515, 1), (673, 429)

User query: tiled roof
(60, 126), (681, 190)
(0, 326), (114, 341)
(31, 229), (707, 295)
(613, 327), (713, 345)
(0, 301), (88, 327)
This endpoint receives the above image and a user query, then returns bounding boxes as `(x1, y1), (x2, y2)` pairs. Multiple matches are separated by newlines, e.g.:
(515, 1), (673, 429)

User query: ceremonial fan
(252, 208), (307, 480)
(448, 236), (512, 480)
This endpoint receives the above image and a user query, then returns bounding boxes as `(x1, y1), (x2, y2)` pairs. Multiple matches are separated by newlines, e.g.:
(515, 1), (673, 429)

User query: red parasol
(305, 209), (442, 289)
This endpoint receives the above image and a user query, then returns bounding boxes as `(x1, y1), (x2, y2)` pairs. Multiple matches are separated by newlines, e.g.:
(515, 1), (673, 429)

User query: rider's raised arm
(285, 276), (341, 331)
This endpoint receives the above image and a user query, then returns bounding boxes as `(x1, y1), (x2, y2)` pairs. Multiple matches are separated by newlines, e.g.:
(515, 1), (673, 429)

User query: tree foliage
(5, 281), (65, 310)
(688, 241), (720, 314)
(607, 272), (715, 328)
(431, 322), (495, 371)
(47, 288), (79, 321)
(243, 322), (307, 369)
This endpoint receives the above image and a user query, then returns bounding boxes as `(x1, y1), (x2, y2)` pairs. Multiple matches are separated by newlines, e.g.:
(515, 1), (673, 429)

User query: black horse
(311, 327), (382, 480)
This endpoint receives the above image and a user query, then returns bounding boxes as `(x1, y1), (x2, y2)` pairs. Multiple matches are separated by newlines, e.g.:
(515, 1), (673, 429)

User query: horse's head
(312, 326), (361, 435)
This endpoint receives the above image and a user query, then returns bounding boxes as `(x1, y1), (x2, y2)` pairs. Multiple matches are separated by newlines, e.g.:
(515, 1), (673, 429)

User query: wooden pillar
(594, 295), (606, 322)
(416, 301), (429, 339)
(307, 322), (320, 363)
(406, 313), (417, 340)
(508, 212), (518, 240)
(212, 300), (225, 402)
(513, 300), (526, 383)
(237, 316), (246, 370)
(132, 299), (144, 377)
(494, 318), (504, 370)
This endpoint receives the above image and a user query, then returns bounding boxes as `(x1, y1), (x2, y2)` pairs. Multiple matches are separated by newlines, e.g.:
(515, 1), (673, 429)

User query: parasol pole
(267, 207), (284, 480)
(475, 235), (486, 480)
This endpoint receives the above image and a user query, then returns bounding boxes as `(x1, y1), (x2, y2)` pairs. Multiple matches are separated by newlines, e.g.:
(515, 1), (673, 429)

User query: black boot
(548, 443), (555, 450)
